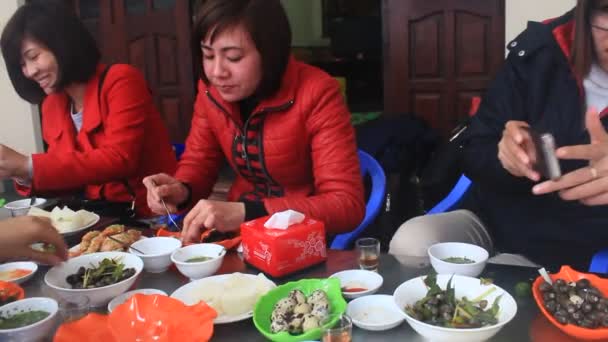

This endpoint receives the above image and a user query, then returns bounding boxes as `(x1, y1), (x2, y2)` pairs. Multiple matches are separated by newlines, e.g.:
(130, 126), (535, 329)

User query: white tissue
(264, 209), (305, 229)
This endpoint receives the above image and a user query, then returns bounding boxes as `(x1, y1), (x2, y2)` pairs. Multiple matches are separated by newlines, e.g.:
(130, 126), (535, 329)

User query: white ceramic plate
(69, 236), (147, 256)
(346, 294), (404, 331)
(61, 213), (100, 237)
(107, 288), (168, 312)
(171, 273), (276, 324)
(0, 261), (37, 284)
(329, 269), (383, 299)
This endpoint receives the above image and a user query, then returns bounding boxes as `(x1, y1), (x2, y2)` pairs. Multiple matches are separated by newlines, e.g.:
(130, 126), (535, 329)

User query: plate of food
(68, 225), (144, 258)
(0, 262), (37, 284)
(28, 206), (99, 236)
(171, 272), (276, 324)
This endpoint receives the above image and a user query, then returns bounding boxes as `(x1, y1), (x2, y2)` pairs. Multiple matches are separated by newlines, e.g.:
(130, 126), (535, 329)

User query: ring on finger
(590, 166), (599, 180)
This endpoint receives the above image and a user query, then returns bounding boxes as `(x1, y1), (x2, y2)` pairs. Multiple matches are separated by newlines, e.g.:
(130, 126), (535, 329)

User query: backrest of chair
(330, 150), (387, 249)
(172, 143), (185, 161)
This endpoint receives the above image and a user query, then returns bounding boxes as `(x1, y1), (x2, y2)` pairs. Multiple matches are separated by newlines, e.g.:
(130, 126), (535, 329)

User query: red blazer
(175, 57), (365, 234)
(16, 64), (177, 217)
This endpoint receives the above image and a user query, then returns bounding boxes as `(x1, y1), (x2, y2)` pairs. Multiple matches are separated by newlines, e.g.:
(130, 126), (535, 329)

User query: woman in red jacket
(0, 2), (177, 217)
(144, 0), (365, 242)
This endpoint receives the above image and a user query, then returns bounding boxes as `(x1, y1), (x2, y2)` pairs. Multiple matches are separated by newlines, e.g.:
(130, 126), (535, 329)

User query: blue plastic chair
(172, 143), (185, 161)
(426, 174), (472, 214)
(330, 150), (387, 250)
(589, 251), (608, 273)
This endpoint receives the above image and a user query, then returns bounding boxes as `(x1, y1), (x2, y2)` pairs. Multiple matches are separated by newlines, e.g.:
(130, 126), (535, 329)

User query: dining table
(14, 218), (584, 342)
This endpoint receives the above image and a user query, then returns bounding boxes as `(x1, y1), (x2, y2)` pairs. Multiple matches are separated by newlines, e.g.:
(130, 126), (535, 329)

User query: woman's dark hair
(193, 0), (292, 99)
(573, 0), (598, 78)
(0, 0), (100, 104)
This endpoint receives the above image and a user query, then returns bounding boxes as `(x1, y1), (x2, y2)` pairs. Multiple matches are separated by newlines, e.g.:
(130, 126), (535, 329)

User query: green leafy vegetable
(405, 274), (502, 328)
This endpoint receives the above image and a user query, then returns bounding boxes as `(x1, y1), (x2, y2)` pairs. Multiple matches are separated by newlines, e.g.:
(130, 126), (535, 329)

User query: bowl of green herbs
(44, 252), (143, 307)
(428, 242), (489, 277)
(0, 297), (58, 341)
(393, 273), (517, 342)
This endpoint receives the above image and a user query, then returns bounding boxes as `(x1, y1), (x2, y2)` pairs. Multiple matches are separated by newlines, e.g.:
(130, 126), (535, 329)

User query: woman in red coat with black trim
(0, 1), (177, 217)
(144, 0), (365, 242)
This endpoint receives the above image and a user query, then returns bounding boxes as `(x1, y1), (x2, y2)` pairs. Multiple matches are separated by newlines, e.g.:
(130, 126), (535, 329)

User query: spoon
(538, 267), (553, 285)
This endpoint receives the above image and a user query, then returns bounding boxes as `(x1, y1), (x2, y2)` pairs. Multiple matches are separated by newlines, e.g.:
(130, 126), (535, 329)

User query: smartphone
(529, 130), (562, 180)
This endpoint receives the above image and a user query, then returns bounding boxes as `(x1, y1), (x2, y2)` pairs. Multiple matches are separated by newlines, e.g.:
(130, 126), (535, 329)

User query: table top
(21, 244), (584, 342)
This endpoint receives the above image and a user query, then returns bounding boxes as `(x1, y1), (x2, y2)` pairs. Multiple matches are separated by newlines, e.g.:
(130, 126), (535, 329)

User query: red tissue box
(240, 214), (327, 278)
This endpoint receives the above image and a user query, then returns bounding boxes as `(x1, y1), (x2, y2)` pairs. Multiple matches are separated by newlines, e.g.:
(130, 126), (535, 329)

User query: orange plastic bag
(155, 226), (241, 250)
(54, 294), (216, 342)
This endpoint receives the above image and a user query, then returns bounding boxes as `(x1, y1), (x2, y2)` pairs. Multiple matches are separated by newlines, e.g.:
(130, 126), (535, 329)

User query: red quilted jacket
(175, 57), (365, 234)
(16, 64), (177, 217)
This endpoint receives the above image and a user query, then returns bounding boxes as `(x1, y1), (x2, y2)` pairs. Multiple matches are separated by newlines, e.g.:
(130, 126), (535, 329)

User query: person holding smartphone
(389, 0), (608, 270)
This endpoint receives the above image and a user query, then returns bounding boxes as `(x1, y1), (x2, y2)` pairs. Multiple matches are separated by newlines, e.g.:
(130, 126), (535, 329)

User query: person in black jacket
(390, 0), (608, 270)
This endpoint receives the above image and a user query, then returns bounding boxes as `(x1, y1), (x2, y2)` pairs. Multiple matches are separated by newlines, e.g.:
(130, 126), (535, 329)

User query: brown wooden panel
(412, 92), (442, 130)
(455, 11), (489, 77)
(128, 37), (148, 77)
(156, 35), (178, 85)
(384, 0), (504, 138)
(160, 97), (182, 142)
(410, 13), (442, 79)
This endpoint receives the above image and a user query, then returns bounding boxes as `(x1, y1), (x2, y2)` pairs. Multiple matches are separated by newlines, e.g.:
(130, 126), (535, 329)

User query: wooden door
(383, 0), (505, 138)
(72, 0), (195, 143)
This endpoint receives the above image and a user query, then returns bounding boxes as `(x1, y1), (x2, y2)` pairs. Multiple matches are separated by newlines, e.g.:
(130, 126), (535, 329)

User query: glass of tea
(58, 294), (90, 323)
(321, 314), (352, 342)
(355, 237), (380, 272)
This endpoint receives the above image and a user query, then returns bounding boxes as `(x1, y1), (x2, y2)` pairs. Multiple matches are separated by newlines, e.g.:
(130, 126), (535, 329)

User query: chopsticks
(150, 180), (181, 232)
(107, 235), (146, 255)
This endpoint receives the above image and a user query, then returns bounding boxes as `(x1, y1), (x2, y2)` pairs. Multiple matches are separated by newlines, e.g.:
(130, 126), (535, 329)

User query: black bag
(419, 120), (470, 211)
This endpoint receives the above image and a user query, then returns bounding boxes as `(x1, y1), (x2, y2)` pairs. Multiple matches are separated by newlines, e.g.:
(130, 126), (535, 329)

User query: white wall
(0, 0), (42, 156)
(281, 0), (329, 47)
(506, 0), (576, 45)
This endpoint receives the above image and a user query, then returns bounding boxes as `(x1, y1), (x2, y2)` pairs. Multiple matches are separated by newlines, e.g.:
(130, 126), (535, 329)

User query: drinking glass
(58, 295), (90, 323)
(321, 314), (352, 342)
(355, 237), (380, 271)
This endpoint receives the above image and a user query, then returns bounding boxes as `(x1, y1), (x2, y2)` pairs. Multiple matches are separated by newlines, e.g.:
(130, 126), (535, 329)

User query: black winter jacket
(460, 11), (608, 270)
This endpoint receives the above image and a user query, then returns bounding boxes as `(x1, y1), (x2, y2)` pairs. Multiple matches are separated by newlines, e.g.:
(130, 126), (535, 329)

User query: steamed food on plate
(270, 289), (330, 334)
(195, 273), (273, 316)
(70, 225), (142, 257)
(28, 206), (97, 233)
(405, 273), (502, 328)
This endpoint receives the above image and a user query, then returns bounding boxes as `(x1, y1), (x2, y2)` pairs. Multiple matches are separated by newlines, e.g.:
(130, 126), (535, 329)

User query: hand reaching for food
(181, 200), (245, 243)
(142, 173), (190, 214)
(497, 121), (540, 181)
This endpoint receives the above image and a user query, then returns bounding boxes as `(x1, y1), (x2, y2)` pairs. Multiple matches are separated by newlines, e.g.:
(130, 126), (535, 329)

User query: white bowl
(347, 294), (404, 331)
(393, 274), (517, 342)
(129, 237), (182, 273)
(107, 288), (167, 312)
(4, 198), (47, 217)
(0, 261), (37, 284)
(0, 297), (58, 342)
(428, 242), (489, 277)
(329, 269), (383, 299)
(44, 251), (143, 307)
(171, 244), (225, 281)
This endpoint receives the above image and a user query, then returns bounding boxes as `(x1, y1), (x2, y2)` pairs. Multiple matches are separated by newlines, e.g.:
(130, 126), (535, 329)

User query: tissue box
(241, 215), (327, 278)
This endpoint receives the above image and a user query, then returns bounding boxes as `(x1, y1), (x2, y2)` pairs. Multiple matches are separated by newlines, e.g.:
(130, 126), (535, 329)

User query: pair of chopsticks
(107, 235), (146, 255)
(149, 180), (181, 232)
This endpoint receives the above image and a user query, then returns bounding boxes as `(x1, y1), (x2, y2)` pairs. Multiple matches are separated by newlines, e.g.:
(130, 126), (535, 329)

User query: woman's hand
(497, 120), (540, 181)
(0, 144), (28, 179)
(533, 108), (608, 205)
(0, 216), (68, 265)
(181, 200), (245, 243)
(142, 173), (189, 214)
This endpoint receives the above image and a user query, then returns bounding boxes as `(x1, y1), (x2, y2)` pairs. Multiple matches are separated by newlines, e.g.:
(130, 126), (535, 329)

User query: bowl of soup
(428, 242), (489, 277)
(171, 244), (225, 281)
(0, 297), (58, 341)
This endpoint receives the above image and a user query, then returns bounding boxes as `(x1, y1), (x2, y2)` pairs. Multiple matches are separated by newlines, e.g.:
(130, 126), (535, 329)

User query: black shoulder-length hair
(193, 0), (292, 99)
(0, 0), (100, 104)
(573, 0), (599, 79)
